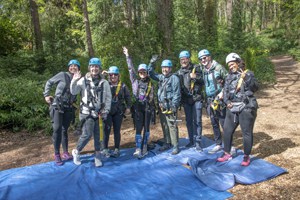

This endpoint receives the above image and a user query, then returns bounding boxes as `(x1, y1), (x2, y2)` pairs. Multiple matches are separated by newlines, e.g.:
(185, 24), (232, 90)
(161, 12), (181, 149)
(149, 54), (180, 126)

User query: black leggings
(223, 108), (257, 155)
(104, 111), (124, 149)
(50, 106), (72, 154)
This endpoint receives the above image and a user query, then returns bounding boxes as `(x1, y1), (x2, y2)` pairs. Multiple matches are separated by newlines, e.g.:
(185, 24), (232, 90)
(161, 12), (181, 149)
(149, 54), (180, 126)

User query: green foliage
(0, 71), (50, 131)
(243, 48), (276, 84)
(0, 17), (22, 56)
(288, 47), (300, 61)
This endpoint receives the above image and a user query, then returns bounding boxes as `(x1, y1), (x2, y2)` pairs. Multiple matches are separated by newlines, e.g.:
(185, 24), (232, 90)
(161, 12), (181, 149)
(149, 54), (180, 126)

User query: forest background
(0, 0), (299, 133)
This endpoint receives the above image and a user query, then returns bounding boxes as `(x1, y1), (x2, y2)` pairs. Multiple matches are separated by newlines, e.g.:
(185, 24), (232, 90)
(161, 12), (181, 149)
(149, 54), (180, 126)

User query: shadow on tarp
(0, 137), (286, 199)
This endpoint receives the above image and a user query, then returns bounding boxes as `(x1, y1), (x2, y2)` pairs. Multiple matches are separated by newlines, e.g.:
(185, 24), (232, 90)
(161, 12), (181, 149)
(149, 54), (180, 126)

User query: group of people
(43, 47), (259, 168)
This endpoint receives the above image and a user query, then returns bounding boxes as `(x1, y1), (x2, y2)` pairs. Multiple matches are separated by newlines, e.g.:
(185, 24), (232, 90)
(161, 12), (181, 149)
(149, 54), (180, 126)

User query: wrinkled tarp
(0, 137), (286, 199)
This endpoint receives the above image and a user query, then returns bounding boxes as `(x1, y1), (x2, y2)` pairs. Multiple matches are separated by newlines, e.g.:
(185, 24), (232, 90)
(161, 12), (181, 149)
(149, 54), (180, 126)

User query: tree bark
(82, 0), (94, 58)
(226, 0), (233, 26)
(29, 0), (43, 52)
(156, 0), (173, 57)
(124, 0), (133, 28)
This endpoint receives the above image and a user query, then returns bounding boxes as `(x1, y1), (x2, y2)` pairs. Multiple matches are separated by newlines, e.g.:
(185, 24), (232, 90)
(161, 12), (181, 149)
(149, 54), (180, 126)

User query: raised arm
(123, 47), (138, 84)
(148, 62), (160, 82)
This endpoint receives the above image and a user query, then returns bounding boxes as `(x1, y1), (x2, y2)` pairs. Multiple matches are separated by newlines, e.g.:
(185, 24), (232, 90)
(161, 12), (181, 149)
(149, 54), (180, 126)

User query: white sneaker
(95, 152), (103, 167)
(141, 145), (148, 157)
(72, 149), (81, 165)
(208, 145), (222, 154)
(133, 148), (141, 158)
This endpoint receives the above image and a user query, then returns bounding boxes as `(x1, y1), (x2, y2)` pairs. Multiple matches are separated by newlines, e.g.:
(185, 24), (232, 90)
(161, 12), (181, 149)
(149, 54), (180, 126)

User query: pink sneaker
(217, 153), (232, 162)
(241, 155), (251, 166)
(54, 154), (63, 166)
(62, 152), (73, 160)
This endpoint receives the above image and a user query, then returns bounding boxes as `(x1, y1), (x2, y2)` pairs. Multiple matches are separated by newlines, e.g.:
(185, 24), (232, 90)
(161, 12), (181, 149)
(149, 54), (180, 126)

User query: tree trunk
(29, 0), (43, 52)
(156, 0), (173, 57)
(124, 0), (133, 28)
(226, 0), (233, 26)
(82, 0), (94, 58)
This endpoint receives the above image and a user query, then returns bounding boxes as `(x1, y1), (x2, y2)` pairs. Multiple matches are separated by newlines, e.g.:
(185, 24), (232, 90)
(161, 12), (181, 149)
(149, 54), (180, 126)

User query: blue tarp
(0, 137), (286, 200)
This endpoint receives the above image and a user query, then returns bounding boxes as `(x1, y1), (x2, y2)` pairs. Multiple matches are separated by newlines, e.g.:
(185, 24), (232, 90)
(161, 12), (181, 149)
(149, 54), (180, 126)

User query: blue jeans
(183, 101), (203, 143)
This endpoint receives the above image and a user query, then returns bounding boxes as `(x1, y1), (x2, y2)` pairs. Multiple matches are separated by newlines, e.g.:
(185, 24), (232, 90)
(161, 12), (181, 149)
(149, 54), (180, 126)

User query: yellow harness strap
(146, 81), (152, 97)
(236, 69), (248, 91)
(190, 67), (196, 91)
(115, 81), (122, 97)
(99, 116), (103, 141)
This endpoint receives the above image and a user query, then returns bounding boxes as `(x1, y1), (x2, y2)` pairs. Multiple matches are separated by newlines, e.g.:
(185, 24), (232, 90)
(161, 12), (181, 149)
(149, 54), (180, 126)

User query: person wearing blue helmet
(176, 50), (204, 151)
(102, 66), (132, 158)
(70, 57), (112, 167)
(217, 53), (259, 166)
(148, 58), (181, 155)
(198, 49), (229, 154)
(123, 47), (155, 159)
(43, 59), (80, 166)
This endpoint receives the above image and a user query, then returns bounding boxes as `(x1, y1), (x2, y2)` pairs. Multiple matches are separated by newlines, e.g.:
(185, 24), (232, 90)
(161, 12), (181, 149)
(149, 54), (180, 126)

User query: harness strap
(146, 81), (152, 97)
(236, 70), (248, 92)
(114, 81), (122, 98)
(190, 67), (196, 91)
(80, 77), (105, 115)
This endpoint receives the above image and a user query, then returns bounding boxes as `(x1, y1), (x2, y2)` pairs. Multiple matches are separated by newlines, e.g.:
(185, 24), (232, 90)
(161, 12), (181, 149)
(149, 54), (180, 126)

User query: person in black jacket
(176, 50), (204, 151)
(217, 53), (259, 166)
(43, 59), (80, 166)
(102, 66), (131, 158)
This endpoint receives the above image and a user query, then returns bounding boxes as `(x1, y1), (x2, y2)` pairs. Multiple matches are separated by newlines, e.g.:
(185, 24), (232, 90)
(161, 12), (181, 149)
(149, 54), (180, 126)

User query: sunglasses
(109, 73), (119, 76)
(139, 71), (147, 74)
(199, 56), (208, 61)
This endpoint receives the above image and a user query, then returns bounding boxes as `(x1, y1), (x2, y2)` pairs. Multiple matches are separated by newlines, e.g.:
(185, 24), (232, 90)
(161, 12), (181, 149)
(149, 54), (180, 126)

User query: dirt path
(0, 55), (299, 199)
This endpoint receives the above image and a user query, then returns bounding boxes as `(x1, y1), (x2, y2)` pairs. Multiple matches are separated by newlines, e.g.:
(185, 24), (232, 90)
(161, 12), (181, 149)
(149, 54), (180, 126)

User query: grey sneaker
(95, 152), (103, 167)
(208, 145), (222, 154)
(72, 149), (81, 165)
(101, 148), (110, 158)
(133, 148), (141, 158)
(171, 147), (180, 155)
(110, 148), (120, 158)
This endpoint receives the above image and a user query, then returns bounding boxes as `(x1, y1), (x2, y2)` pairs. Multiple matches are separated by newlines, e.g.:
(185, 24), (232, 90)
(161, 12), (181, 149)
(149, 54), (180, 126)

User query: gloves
(150, 55), (159, 64)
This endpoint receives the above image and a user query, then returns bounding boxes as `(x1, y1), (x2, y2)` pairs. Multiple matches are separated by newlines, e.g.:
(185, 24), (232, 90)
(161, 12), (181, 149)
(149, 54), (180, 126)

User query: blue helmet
(179, 50), (190, 58)
(68, 59), (80, 69)
(138, 63), (148, 71)
(108, 66), (120, 74)
(198, 49), (210, 59)
(161, 60), (172, 67)
(89, 57), (102, 67)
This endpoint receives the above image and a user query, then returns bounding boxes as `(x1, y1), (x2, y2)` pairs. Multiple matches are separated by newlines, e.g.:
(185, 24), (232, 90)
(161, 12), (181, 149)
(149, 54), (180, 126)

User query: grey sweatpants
(76, 113), (103, 152)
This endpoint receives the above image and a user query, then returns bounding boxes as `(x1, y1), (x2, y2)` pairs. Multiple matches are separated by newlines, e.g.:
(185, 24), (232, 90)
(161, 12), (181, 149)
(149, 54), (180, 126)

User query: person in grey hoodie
(43, 59), (80, 166)
(70, 57), (111, 167)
